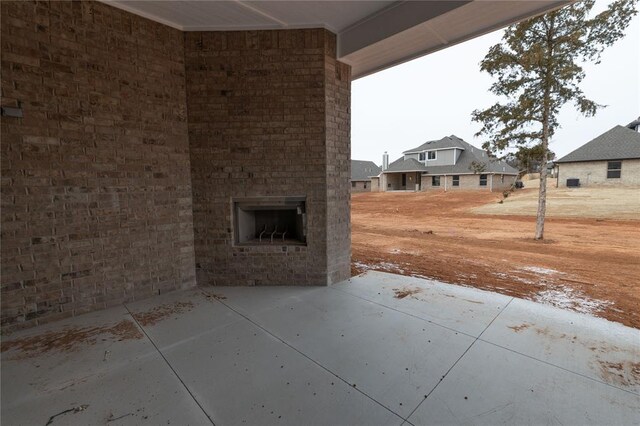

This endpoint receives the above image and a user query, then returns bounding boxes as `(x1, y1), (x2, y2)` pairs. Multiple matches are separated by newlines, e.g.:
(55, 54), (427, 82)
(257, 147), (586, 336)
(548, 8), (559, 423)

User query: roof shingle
(403, 135), (467, 153)
(351, 160), (381, 180)
(385, 157), (429, 172)
(556, 125), (640, 163)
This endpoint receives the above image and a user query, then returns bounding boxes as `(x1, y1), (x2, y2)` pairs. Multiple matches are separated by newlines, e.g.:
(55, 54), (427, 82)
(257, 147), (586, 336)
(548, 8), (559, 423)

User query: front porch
(2, 271), (637, 425)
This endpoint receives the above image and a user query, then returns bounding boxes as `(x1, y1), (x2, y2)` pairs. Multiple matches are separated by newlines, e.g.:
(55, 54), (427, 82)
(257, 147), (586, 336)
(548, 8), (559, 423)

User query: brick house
(0, 0), (566, 331)
(556, 120), (640, 187)
(375, 136), (519, 192)
(351, 160), (380, 192)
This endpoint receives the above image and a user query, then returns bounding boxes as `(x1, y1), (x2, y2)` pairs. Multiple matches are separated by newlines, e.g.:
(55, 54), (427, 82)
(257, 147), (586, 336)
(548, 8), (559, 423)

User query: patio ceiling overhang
(102, 0), (570, 79)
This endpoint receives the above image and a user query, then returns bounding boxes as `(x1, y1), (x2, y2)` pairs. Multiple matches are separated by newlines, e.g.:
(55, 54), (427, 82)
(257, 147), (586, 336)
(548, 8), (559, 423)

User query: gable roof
(351, 160), (381, 181)
(556, 125), (640, 163)
(421, 149), (518, 175)
(386, 157), (429, 173)
(403, 135), (467, 154)
(385, 136), (518, 175)
(385, 157), (427, 172)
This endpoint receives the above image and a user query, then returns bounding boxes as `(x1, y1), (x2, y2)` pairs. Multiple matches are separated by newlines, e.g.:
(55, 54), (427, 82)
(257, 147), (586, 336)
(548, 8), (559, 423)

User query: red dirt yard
(351, 189), (640, 329)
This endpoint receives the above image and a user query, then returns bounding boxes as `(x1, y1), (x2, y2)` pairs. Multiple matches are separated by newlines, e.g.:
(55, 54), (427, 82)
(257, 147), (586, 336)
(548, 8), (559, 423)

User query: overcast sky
(351, 1), (640, 164)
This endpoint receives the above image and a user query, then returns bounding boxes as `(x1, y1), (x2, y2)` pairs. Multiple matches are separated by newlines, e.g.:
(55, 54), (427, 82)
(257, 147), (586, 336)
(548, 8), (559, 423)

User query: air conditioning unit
(566, 178), (580, 187)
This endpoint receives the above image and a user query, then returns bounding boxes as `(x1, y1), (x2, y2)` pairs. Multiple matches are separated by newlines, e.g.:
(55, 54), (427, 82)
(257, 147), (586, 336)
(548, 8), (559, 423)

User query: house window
(351, 181), (356, 188)
(479, 174), (488, 186)
(364, 182), (368, 189)
(427, 151), (436, 160)
(432, 176), (440, 186)
(401, 174), (406, 186)
(501, 174), (504, 183)
(607, 161), (621, 178)
(452, 175), (460, 186)
(419, 152), (425, 161)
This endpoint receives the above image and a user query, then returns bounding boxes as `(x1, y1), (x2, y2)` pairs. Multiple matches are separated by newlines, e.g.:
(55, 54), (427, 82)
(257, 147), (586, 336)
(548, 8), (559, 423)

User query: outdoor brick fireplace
(0, 2), (350, 330)
(234, 197), (307, 245)
(186, 29), (351, 287)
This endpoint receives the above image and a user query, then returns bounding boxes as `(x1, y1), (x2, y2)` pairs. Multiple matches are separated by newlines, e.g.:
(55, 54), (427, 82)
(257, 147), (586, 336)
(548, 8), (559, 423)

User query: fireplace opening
(233, 197), (307, 245)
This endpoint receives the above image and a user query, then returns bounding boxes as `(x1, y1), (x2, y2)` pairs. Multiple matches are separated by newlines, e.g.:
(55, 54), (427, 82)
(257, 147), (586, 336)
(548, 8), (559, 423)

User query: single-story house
(555, 120), (640, 187)
(350, 160), (381, 192)
(374, 135), (519, 192)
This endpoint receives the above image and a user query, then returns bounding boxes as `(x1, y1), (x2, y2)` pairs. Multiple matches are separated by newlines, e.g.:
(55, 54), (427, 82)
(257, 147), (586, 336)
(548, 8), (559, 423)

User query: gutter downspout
(444, 174), (447, 192)
(490, 174), (493, 192)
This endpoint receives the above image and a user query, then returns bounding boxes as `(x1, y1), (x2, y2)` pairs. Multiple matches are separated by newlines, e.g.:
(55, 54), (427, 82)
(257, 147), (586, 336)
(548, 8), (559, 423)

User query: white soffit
(105, 1), (397, 32)
(341, 0), (571, 78)
(103, 0), (570, 79)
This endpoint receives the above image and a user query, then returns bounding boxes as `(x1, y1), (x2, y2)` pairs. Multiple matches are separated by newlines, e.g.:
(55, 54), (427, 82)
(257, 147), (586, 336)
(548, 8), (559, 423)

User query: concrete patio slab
(1, 306), (210, 425)
(236, 287), (476, 418)
(407, 340), (640, 426)
(159, 315), (401, 425)
(480, 297), (640, 394)
(2, 271), (638, 425)
(206, 285), (326, 317)
(333, 271), (512, 337)
(124, 288), (241, 349)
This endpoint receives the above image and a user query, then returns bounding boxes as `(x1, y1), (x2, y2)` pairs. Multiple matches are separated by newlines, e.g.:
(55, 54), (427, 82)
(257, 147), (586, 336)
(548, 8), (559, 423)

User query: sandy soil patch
(472, 187), (640, 219)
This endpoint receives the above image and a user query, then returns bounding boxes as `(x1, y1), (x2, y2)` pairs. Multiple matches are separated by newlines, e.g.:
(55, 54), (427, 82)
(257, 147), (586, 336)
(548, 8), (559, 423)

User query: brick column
(185, 29), (351, 286)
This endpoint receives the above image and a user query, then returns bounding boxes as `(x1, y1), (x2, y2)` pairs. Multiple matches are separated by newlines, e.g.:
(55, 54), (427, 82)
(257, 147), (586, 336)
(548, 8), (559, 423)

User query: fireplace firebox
(233, 197), (307, 245)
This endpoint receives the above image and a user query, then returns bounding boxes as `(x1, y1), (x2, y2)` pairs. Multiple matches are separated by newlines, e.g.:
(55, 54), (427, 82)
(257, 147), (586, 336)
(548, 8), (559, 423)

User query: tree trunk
(535, 20), (554, 240)
(535, 91), (551, 239)
(535, 135), (548, 240)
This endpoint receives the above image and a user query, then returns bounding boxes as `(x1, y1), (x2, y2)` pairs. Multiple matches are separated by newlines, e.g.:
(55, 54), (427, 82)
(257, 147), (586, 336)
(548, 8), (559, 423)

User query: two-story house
(372, 135), (519, 192)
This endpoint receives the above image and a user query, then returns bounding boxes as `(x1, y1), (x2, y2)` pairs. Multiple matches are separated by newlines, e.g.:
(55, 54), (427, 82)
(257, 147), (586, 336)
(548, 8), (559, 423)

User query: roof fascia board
(383, 169), (428, 173)
(337, 1), (471, 58)
(403, 146), (466, 154)
(347, 0), (571, 80)
(557, 157), (640, 164)
(421, 172), (518, 176)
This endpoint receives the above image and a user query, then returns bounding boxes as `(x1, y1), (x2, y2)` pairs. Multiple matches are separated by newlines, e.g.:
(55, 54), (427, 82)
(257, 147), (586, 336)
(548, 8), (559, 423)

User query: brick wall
(351, 181), (370, 192)
(185, 29), (351, 286)
(1, 3), (353, 331)
(557, 160), (640, 187)
(370, 177), (380, 192)
(421, 174), (516, 192)
(1, 1), (196, 331)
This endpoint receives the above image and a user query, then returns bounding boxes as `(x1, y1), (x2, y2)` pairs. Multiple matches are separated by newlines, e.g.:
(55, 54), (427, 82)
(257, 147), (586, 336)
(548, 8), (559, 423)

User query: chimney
(382, 152), (389, 171)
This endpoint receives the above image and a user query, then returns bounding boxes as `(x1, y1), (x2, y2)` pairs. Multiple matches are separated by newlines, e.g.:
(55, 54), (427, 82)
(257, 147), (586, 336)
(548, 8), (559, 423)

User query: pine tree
(472, 0), (638, 239)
